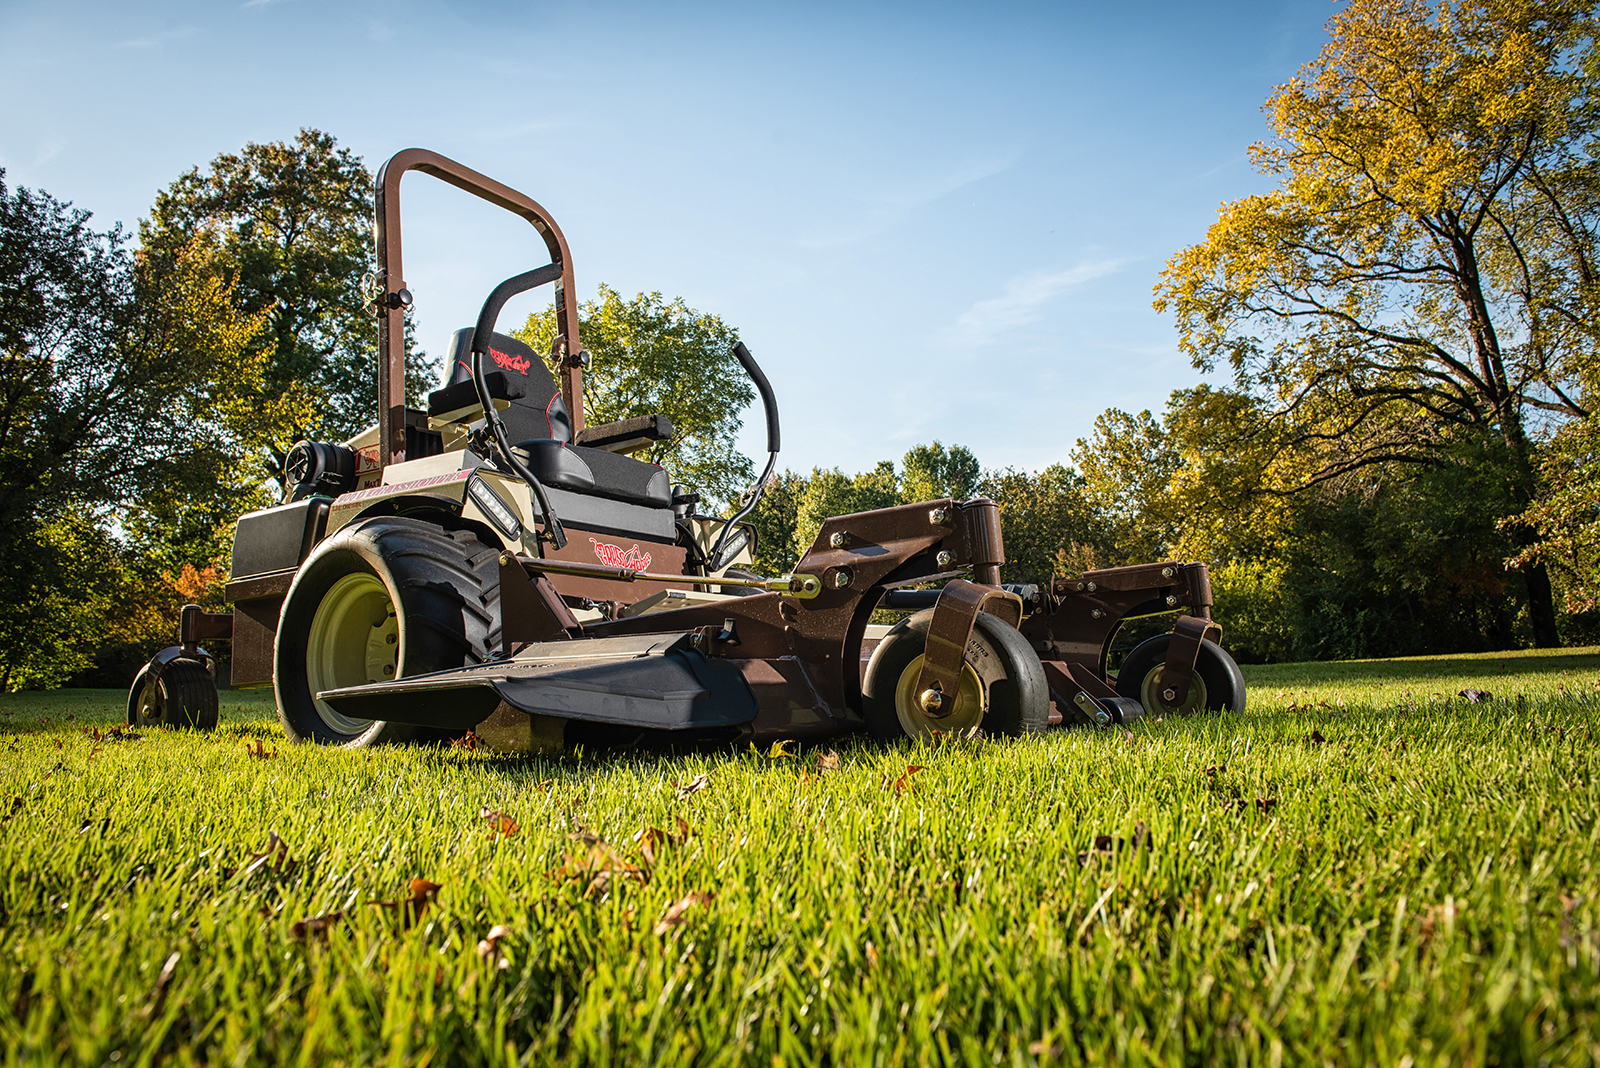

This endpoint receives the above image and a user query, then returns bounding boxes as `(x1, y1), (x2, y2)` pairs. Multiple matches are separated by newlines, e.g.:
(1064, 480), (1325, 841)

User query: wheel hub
(1137, 664), (1208, 716)
(305, 572), (399, 737)
(894, 654), (985, 740)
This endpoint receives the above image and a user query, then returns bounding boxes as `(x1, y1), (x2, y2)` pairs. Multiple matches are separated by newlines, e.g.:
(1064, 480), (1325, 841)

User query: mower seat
(428, 329), (570, 442)
(511, 439), (671, 508)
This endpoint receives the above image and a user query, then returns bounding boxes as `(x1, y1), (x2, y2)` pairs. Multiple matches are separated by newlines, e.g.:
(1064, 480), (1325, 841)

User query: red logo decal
(490, 348), (531, 374)
(590, 538), (651, 571)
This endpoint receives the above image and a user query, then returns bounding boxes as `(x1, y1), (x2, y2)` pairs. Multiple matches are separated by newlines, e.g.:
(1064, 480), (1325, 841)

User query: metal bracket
(500, 554), (581, 655)
(913, 579), (1023, 717)
(1156, 614), (1224, 704)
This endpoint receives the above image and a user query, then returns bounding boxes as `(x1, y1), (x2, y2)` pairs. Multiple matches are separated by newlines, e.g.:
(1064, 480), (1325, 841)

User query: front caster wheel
(127, 659), (219, 730)
(274, 517), (501, 747)
(862, 608), (1048, 742)
(1115, 632), (1246, 716)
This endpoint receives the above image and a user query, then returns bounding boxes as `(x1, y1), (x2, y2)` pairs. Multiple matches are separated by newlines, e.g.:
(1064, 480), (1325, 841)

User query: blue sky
(0, 0), (1337, 478)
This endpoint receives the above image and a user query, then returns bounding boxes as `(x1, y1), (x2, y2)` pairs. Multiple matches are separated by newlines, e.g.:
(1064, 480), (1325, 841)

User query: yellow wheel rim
(893, 654), (986, 740)
(1135, 664), (1208, 716)
(305, 572), (399, 736)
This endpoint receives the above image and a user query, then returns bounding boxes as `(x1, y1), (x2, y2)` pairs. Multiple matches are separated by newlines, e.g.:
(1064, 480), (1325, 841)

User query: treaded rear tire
(274, 516), (502, 747)
(128, 660), (220, 730)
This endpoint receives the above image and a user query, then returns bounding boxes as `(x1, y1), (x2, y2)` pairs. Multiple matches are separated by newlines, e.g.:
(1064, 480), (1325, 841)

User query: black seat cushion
(432, 328), (571, 443)
(513, 439), (672, 508)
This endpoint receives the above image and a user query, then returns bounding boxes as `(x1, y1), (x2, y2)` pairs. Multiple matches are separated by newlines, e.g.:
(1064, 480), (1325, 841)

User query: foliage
(1153, 0), (1600, 646)
(140, 128), (435, 462)
(899, 441), (979, 503)
(1070, 409), (1181, 567)
(976, 463), (1101, 587)
(0, 171), (269, 688)
(517, 286), (754, 507)
(791, 462), (901, 557)
(747, 469), (806, 576)
(3, 651), (1600, 1063)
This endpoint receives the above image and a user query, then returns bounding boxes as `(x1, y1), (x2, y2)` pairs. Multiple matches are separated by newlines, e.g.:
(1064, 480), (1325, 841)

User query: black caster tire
(274, 517), (501, 747)
(127, 660), (220, 730)
(862, 607), (1048, 742)
(1115, 633), (1246, 716)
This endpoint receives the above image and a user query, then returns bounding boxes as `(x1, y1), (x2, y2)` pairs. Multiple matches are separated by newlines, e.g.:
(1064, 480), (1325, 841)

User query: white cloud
(114, 26), (198, 48)
(947, 260), (1124, 346)
(796, 155), (1016, 250)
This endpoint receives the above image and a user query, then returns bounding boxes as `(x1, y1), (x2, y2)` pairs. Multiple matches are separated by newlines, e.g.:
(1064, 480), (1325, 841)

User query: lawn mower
(126, 148), (1246, 749)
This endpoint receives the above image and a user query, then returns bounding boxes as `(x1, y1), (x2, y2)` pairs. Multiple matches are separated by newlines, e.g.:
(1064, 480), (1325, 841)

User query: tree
(1070, 409), (1182, 566)
(976, 463), (1101, 587)
(0, 171), (267, 687)
(1154, 0), (1600, 646)
(517, 286), (755, 506)
(141, 129), (434, 466)
(901, 441), (980, 502)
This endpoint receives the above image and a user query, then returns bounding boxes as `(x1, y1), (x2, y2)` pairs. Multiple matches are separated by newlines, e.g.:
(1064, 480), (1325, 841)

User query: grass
(0, 648), (1598, 1066)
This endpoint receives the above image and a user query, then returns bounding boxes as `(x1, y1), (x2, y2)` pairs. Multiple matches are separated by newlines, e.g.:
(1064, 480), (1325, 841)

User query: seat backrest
(442, 328), (571, 443)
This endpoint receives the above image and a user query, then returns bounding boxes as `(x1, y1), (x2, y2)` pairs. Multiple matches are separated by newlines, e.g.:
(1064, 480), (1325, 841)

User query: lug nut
(833, 567), (853, 589)
(1162, 688), (1177, 702)
(1090, 608), (1105, 620)
(1166, 594), (1179, 607)
(919, 688), (945, 714)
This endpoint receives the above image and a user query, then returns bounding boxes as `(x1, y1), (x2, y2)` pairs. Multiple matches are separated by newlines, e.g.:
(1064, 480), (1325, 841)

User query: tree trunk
(1523, 558), (1560, 648)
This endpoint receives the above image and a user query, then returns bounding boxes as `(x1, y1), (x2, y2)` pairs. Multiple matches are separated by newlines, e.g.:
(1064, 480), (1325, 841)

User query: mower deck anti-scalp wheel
(862, 607), (1048, 742)
(274, 516), (502, 747)
(127, 659), (220, 730)
(1115, 632), (1246, 717)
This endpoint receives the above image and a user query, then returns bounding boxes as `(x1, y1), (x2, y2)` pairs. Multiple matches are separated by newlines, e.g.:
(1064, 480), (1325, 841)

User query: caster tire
(128, 659), (220, 730)
(1115, 633), (1246, 716)
(862, 607), (1048, 742)
(274, 517), (501, 747)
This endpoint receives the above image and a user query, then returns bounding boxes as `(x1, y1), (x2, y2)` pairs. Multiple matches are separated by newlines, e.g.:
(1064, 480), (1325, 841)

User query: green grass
(1, 648), (1598, 1066)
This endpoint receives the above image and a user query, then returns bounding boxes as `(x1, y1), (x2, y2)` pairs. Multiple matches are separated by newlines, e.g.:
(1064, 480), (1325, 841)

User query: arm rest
(427, 371), (527, 420)
(575, 413), (675, 454)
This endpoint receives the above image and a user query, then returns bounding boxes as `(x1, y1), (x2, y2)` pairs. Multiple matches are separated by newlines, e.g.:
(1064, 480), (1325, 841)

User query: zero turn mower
(128, 148), (1246, 749)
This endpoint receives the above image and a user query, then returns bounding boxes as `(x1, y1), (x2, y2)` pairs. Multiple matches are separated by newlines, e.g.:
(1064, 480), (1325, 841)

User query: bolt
(1166, 594), (1179, 607)
(929, 507), (950, 525)
(383, 665), (394, 675)
(1091, 608), (1105, 620)
(1073, 692), (1089, 705)
(387, 633), (397, 645)
(830, 531), (849, 549)
(1086, 581), (1097, 593)
(919, 688), (945, 714)
(936, 551), (954, 568)
(833, 567), (853, 589)
(1162, 688), (1177, 702)
(1161, 566), (1175, 579)
(1076, 582), (1086, 592)
(802, 578), (819, 594)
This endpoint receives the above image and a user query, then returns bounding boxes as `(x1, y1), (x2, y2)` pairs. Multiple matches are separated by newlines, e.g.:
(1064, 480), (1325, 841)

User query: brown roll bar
(373, 149), (585, 472)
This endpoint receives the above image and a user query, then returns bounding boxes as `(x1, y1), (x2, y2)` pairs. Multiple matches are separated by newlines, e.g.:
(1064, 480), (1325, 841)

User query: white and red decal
(589, 538), (651, 571)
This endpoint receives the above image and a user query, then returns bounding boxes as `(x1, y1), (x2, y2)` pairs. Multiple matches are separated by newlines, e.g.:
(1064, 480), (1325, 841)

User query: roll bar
(372, 148), (586, 472)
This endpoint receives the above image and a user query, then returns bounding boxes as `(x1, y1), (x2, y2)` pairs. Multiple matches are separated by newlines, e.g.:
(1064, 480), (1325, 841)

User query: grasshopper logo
(589, 538), (651, 571)
(489, 347), (531, 374)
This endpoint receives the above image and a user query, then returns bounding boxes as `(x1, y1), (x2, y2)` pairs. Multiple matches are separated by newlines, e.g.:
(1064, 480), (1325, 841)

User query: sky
(0, 0), (1341, 479)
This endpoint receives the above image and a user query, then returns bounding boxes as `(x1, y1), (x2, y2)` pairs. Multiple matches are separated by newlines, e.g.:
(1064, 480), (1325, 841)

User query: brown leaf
(673, 772), (711, 799)
(1307, 729), (1326, 744)
(139, 952), (179, 1019)
(817, 750), (841, 773)
(480, 807), (519, 838)
(1255, 796), (1278, 815)
(1202, 765), (1226, 777)
(1, 796), (22, 823)
(451, 731), (480, 751)
(884, 765), (924, 795)
(1458, 688), (1492, 704)
(653, 891), (714, 936)
(245, 740), (277, 760)
(370, 878), (442, 927)
(290, 910), (345, 940)
(549, 836), (646, 898)
(476, 924), (513, 970)
(240, 832), (294, 878)
(1076, 822), (1151, 866)
(632, 817), (693, 868)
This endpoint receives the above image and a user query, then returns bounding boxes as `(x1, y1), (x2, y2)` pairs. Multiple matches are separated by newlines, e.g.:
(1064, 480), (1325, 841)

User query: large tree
(517, 286), (756, 506)
(0, 171), (266, 686)
(1154, 0), (1600, 646)
(141, 129), (433, 466)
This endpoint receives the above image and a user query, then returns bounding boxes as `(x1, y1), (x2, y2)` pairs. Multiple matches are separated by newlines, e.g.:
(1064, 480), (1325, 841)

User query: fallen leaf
(240, 831), (294, 878)
(476, 924), (513, 970)
(139, 952), (179, 1018)
(1076, 821), (1151, 866)
(1458, 688), (1492, 704)
(549, 835), (646, 898)
(480, 807), (519, 838)
(1255, 796), (1278, 815)
(245, 740), (277, 760)
(290, 911), (344, 940)
(370, 878), (442, 927)
(451, 732), (480, 751)
(673, 773), (711, 799)
(1307, 730), (1326, 744)
(768, 739), (797, 759)
(884, 765), (924, 795)
(653, 891), (714, 935)
(1203, 765), (1226, 776)
(817, 750), (841, 773)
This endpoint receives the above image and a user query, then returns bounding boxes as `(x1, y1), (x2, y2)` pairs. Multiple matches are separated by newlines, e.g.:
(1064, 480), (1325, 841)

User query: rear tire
(862, 608), (1048, 742)
(274, 517), (502, 747)
(127, 659), (219, 730)
(1115, 633), (1246, 716)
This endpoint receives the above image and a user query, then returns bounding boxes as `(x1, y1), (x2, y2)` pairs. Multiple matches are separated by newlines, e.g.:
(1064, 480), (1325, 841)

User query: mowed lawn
(1, 648), (1598, 1066)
